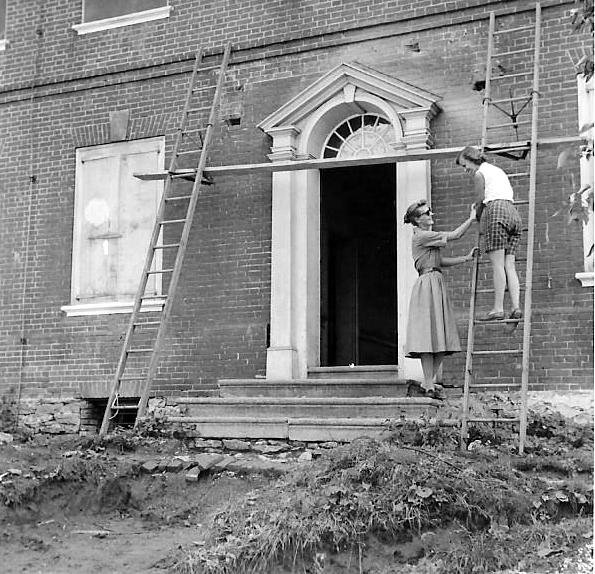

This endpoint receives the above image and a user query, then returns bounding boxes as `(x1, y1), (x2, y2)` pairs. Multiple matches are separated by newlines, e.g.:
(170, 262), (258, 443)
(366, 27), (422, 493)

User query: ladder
(460, 3), (541, 455)
(99, 43), (232, 435)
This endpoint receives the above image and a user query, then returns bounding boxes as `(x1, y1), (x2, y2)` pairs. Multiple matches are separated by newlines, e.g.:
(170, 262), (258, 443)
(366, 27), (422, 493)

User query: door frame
(259, 68), (440, 381)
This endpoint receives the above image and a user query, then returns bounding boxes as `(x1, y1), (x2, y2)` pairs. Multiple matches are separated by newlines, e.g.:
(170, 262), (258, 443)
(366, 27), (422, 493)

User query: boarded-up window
(73, 138), (164, 303)
(82, 0), (167, 23)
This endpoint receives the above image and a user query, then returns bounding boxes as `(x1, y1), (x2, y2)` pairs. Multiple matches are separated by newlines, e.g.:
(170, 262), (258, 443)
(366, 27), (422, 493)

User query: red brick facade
(0, 0), (592, 406)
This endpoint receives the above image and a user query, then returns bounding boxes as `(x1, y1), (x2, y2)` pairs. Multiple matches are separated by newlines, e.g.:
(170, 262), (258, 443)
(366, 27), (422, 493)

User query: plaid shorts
(481, 199), (522, 255)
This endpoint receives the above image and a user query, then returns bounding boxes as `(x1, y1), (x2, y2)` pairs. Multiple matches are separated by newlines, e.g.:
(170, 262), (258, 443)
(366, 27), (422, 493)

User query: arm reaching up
(443, 204), (477, 241)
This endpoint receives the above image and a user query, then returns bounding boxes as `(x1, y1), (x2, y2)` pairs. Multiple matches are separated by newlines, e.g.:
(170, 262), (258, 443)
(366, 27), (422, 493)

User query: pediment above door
(258, 61), (442, 155)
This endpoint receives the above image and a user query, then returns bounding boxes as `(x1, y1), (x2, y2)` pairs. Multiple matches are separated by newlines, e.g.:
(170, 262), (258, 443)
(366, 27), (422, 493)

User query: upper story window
(73, 0), (171, 35)
(0, 0), (7, 50)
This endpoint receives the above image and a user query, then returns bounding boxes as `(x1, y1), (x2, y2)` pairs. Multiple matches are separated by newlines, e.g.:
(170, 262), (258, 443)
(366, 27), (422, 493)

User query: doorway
(320, 164), (397, 366)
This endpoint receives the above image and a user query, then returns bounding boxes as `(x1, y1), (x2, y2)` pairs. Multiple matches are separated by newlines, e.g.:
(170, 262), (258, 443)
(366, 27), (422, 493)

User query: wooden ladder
(460, 3), (541, 454)
(99, 43), (232, 435)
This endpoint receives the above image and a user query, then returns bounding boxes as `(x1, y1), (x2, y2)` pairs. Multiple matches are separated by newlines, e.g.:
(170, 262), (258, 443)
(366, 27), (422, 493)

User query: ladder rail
(135, 41), (233, 422)
(481, 12), (496, 149)
(461, 247), (480, 444)
(519, 3), (541, 455)
(99, 44), (231, 435)
(460, 3), (541, 454)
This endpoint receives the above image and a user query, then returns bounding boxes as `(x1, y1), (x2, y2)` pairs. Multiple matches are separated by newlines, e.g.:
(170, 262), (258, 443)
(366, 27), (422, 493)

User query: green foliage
(173, 432), (592, 574)
(428, 517), (593, 574)
(570, 0), (594, 79)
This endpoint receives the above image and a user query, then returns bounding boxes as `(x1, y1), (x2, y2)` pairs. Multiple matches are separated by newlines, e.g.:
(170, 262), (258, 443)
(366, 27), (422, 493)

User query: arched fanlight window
(322, 113), (396, 159)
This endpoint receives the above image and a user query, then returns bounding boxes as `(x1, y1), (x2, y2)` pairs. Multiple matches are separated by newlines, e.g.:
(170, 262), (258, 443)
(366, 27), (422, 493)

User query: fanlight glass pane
(323, 114), (395, 159)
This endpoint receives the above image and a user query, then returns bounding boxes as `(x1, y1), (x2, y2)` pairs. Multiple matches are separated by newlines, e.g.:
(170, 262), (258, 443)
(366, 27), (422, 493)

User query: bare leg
(487, 249), (506, 313)
(504, 254), (520, 310)
(420, 354), (435, 391)
(433, 353), (445, 386)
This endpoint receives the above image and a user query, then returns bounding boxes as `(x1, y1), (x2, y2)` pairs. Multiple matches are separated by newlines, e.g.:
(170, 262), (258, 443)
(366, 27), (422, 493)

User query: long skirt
(404, 271), (461, 358)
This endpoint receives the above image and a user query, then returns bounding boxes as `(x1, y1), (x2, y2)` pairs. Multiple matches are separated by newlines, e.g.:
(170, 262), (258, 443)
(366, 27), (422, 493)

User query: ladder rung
(478, 257), (527, 264)
(165, 196), (191, 202)
(470, 384), (521, 389)
(197, 64), (221, 72)
(493, 24), (534, 35)
(170, 171), (197, 179)
(176, 149), (203, 156)
(153, 243), (181, 250)
(187, 107), (210, 114)
(467, 418), (520, 424)
(118, 375), (146, 381)
(183, 128), (206, 135)
(486, 120), (532, 130)
(127, 348), (154, 354)
(490, 72), (533, 81)
(147, 269), (174, 274)
(475, 288), (525, 294)
(141, 295), (166, 300)
(133, 321), (161, 326)
(508, 172), (530, 178)
(493, 48), (534, 58)
(490, 95), (532, 105)
(473, 349), (522, 355)
(192, 85), (216, 93)
(514, 200), (530, 205)
(160, 218), (187, 225)
(111, 404), (139, 411)
(474, 318), (523, 325)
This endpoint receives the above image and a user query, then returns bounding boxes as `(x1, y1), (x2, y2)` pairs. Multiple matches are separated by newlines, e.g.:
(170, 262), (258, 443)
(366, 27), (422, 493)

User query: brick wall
(0, 0), (591, 405)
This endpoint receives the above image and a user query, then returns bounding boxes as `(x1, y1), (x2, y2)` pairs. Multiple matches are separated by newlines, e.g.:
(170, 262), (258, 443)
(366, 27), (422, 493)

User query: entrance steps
(166, 365), (441, 442)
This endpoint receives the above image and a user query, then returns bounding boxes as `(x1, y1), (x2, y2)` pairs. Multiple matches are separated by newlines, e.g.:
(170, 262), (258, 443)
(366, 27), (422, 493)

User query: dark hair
(404, 199), (430, 226)
(455, 146), (485, 166)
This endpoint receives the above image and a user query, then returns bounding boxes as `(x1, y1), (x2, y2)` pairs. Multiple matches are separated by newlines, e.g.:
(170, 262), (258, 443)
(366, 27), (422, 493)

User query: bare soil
(0, 438), (269, 574)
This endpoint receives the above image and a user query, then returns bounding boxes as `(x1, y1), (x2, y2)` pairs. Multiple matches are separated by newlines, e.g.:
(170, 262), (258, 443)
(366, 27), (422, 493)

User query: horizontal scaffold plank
(134, 136), (584, 180)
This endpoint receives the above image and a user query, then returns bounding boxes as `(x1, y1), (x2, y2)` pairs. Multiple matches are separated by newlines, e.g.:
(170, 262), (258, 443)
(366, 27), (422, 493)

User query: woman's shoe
(477, 311), (505, 321)
(426, 388), (445, 400)
(509, 308), (523, 320)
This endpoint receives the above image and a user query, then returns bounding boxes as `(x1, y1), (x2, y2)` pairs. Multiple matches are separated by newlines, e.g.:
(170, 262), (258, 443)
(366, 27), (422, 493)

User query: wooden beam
(134, 136), (584, 180)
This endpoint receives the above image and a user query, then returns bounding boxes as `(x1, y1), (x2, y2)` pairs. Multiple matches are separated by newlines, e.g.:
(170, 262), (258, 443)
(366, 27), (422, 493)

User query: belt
(419, 267), (442, 276)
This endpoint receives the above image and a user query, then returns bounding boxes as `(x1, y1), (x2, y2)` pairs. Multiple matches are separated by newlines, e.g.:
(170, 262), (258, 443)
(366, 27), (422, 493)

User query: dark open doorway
(320, 164), (397, 366)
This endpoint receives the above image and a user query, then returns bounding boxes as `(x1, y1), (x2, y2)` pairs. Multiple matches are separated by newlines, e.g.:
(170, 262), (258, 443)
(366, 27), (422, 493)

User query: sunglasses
(417, 208), (433, 217)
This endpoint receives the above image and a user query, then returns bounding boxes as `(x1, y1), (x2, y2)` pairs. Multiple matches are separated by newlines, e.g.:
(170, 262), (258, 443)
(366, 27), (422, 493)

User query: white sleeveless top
(478, 162), (514, 203)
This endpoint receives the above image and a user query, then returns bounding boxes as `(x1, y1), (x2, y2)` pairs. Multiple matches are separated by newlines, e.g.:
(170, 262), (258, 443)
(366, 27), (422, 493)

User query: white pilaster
(396, 160), (431, 381)
(266, 127), (302, 379)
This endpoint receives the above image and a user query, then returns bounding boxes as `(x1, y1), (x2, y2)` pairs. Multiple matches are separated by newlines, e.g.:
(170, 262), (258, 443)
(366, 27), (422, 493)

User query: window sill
(575, 271), (594, 287)
(72, 6), (171, 35)
(61, 299), (165, 317)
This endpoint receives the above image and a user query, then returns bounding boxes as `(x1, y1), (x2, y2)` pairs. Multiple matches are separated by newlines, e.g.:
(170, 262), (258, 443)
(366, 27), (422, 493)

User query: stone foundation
(3, 390), (592, 438)
(17, 398), (85, 435)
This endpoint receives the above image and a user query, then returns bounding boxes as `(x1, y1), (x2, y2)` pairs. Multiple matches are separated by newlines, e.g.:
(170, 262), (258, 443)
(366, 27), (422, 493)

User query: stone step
(217, 378), (411, 398)
(167, 414), (446, 442)
(176, 396), (438, 420)
(307, 365), (400, 380)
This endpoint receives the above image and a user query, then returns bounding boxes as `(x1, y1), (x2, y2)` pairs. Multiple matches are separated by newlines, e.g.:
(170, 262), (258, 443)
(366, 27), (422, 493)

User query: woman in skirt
(456, 146), (523, 321)
(404, 199), (477, 398)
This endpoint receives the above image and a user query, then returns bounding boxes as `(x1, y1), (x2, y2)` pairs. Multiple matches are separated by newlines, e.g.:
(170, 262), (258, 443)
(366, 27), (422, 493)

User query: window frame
(575, 74), (594, 288)
(62, 137), (166, 317)
(72, 3), (171, 35)
(0, 0), (7, 50)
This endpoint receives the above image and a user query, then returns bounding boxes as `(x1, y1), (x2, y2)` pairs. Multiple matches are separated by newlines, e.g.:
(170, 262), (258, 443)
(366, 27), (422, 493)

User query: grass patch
(172, 431), (592, 574)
